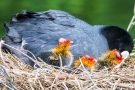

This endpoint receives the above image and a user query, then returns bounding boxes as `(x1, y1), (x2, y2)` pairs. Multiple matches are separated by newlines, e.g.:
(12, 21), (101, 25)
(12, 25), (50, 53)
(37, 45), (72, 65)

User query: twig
(127, 15), (135, 32)
(50, 70), (63, 90)
(117, 83), (135, 89)
(0, 40), (9, 68)
(112, 78), (120, 90)
(59, 54), (62, 68)
(62, 81), (68, 90)
(0, 80), (13, 90)
(29, 83), (35, 90)
(0, 64), (15, 89)
(38, 80), (44, 90)
(1, 41), (41, 68)
(79, 58), (99, 89)
(74, 77), (82, 90)
(34, 69), (39, 84)
(0, 40), (4, 60)
(111, 74), (135, 82)
(38, 57), (57, 72)
(127, 4), (135, 32)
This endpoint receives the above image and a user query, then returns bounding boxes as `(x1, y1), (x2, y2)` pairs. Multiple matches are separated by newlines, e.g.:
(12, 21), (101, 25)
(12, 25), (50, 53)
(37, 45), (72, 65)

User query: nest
(0, 43), (135, 90)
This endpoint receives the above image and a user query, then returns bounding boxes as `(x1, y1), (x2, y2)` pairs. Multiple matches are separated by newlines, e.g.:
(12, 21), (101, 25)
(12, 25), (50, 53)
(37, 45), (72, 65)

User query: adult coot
(1, 10), (134, 67)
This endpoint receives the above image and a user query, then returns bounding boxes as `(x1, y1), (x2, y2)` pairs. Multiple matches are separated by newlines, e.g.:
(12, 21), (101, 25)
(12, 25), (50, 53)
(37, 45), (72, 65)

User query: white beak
(94, 59), (98, 62)
(121, 51), (129, 61)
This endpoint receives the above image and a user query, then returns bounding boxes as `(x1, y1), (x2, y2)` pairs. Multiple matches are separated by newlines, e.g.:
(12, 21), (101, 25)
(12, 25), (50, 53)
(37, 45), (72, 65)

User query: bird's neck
(52, 43), (72, 57)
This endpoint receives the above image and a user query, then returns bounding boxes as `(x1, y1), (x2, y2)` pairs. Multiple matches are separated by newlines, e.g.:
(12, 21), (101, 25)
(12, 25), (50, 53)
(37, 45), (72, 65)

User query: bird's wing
(2, 10), (109, 64)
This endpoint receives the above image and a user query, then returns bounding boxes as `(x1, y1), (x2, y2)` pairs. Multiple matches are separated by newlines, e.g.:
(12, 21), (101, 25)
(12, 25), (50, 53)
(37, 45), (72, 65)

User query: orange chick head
(97, 49), (129, 70)
(50, 38), (73, 61)
(74, 55), (97, 69)
(58, 38), (73, 45)
(83, 55), (97, 68)
(113, 50), (123, 64)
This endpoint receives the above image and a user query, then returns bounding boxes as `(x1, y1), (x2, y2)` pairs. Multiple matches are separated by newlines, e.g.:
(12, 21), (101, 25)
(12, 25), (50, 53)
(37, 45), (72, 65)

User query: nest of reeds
(0, 42), (135, 90)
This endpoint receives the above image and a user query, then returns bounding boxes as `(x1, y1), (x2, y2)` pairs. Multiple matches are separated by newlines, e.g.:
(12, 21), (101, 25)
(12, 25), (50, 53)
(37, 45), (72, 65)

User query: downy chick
(49, 38), (74, 67)
(97, 49), (128, 70)
(74, 55), (97, 69)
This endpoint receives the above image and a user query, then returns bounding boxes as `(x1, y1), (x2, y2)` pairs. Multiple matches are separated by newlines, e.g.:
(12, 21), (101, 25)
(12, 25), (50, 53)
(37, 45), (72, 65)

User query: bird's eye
(116, 55), (119, 59)
(87, 58), (90, 60)
(116, 55), (122, 60)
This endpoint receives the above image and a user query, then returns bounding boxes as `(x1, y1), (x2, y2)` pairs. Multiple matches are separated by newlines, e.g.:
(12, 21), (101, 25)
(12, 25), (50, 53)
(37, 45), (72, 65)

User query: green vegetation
(127, 4), (135, 54)
(0, 0), (135, 38)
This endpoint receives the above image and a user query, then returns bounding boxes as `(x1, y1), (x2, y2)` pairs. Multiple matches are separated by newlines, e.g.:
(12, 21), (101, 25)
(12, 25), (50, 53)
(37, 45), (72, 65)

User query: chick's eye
(116, 55), (122, 60)
(116, 55), (119, 59)
(116, 55), (120, 59)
